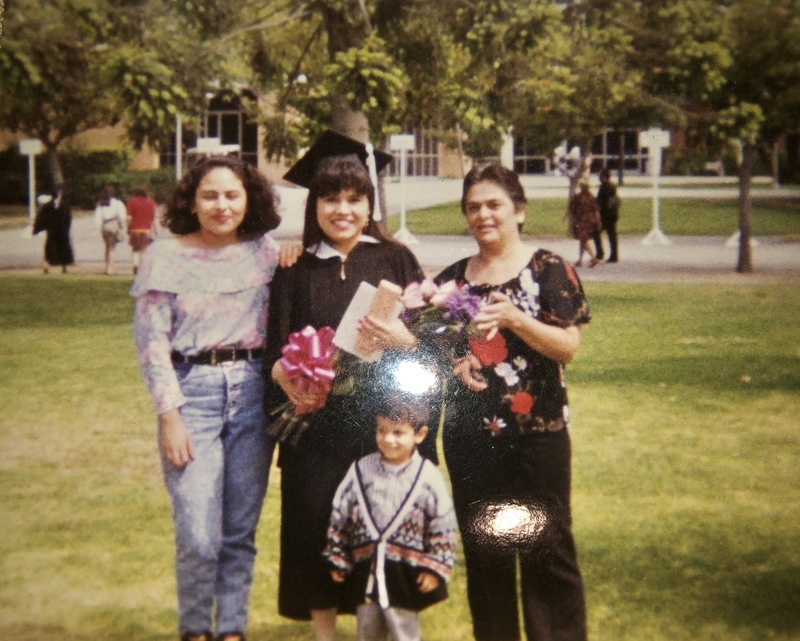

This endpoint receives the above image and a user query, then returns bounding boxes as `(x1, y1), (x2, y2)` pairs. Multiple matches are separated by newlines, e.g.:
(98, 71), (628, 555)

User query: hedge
(0, 147), (176, 208)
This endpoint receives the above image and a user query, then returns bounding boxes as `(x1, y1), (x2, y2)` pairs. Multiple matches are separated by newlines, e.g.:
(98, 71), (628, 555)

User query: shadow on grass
(583, 511), (800, 639)
(721, 564), (800, 633)
(574, 353), (800, 393)
(0, 275), (134, 329)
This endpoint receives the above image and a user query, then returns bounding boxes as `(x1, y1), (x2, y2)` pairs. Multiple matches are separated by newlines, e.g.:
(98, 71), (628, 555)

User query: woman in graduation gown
(33, 188), (75, 273)
(263, 131), (429, 641)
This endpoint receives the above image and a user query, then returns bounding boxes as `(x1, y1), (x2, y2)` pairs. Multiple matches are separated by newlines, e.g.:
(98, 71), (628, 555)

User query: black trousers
(444, 428), (587, 641)
(593, 218), (618, 261)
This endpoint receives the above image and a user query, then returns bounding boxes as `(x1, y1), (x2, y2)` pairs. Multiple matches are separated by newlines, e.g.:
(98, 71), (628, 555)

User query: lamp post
(18, 139), (43, 238)
(390, 134), (418, 245)
(640, 128), (671, 246)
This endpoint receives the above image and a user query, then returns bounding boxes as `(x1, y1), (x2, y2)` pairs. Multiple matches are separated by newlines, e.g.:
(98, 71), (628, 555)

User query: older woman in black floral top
(435, 163), (590, 641)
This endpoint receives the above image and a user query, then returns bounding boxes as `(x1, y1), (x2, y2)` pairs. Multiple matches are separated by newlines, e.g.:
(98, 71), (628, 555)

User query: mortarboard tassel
(365, 142), (382, 221)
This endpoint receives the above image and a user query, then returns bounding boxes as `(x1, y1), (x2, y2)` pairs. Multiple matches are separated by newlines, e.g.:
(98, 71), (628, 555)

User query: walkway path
(2, 177), (798, 284)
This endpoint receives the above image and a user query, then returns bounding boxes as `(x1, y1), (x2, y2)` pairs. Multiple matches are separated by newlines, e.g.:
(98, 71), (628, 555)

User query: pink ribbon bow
(279, 325), (336, 414)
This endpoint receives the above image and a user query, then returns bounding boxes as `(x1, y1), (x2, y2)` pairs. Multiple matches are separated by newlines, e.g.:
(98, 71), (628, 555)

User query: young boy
(323, 395), (457, 641)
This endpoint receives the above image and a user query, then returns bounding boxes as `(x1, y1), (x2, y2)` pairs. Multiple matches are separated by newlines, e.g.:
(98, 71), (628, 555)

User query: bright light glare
(488, 504), (545, 539)
(391, 360), (437, 395)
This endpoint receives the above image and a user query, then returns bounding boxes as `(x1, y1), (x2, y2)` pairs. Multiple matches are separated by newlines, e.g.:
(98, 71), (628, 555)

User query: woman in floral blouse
(434, 163), (591, 641)
(131, 155), (282, 641)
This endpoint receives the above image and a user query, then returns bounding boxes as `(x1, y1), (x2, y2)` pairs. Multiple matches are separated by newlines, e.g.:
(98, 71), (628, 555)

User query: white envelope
(333, 281), (404, 363)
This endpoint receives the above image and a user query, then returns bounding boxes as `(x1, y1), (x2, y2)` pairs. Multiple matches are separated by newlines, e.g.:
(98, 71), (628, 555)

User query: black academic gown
(263, 239), (432, 620)
(33, 202), (74, 267)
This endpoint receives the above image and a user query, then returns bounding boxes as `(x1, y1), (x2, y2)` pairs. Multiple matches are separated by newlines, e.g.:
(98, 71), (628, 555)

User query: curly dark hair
(162, 155), (281, 237)
(301, 156), (396, 248)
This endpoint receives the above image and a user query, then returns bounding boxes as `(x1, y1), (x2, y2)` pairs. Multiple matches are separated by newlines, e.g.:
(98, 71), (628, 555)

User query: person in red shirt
(126, 185), (158, 274)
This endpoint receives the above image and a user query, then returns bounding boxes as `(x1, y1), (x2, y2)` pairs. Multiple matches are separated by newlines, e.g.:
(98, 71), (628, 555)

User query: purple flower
(444, 288), (483, 322)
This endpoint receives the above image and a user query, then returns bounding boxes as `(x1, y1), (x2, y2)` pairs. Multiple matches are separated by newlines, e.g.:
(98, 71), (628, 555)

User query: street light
(18, 138), (43, 238)
(640, 128), (671, 246)
(390, 134), (418, 245)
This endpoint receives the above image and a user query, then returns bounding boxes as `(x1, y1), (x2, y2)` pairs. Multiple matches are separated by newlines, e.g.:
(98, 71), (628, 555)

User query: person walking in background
(564, 178), (600, 267)
(94, 185), (127, 275)
(565, 179), (601, 268)
(593, 167), (620, 263)
(131, 155), (283, 641)
(33, 186), (74, 274)
(435, 163), (590, 641)
(126, 185), (158, 275)
(323, 394), (457, 641)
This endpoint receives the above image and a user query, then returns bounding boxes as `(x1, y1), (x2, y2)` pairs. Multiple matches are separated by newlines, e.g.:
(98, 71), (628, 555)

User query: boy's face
(375, 415), (428, 466)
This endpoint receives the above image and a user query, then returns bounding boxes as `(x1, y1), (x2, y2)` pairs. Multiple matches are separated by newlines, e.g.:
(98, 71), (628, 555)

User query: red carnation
(469, 332), (508, 366)
(509, 391), (534, 415)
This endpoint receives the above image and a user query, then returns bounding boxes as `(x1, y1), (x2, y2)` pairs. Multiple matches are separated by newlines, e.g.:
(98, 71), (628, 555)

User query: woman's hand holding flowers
(473, 291), (523, 340)
(453, 352), (488, 392)
(271, 360), (328, 412)
(357, 313), (418, 351)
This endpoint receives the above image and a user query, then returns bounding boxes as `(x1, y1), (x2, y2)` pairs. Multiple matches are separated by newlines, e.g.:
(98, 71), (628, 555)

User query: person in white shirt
(94, 185), (127, 275)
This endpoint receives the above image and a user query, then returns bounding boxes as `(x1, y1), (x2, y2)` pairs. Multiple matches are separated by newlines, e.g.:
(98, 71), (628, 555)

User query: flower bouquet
(399, 278), (484, 357)
(267, 325), (337, 446)
(401, 278), (525, 437)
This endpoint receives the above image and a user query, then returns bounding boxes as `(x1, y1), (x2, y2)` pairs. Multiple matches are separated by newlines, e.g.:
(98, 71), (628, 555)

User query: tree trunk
(330, 95), (370, 143)
(785, 133), (799, 182)
(737, 142), (755, 273)
(46, 146), (64, 192)
(322, 2), (390, 227)
(322, 1), (370, 142)
(567, 154), (592, 196)
(770, 139), (780, 188)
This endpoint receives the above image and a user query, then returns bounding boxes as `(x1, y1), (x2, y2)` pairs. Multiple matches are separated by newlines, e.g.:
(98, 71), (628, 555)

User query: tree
(0, 1), (120, 187)
(711, 0), (800, 272)
(0, 0), (251, 188)
(517, 4), (645, 193)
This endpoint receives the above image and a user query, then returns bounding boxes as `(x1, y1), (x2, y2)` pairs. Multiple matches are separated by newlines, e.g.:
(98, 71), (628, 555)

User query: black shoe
(596, 252), (604, 260)
(607, 257), (618, 263)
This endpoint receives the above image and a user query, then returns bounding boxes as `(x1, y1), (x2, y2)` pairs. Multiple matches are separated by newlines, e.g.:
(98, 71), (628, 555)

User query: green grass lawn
(386, 198), (800, 237)
(0, 275), (798, 640)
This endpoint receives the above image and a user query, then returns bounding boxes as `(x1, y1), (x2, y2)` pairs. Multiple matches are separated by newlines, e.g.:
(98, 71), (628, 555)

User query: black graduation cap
(283, 130), (394, 189)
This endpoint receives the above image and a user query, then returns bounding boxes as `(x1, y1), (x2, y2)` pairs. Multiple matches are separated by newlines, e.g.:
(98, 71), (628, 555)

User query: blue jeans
(162, 359), (274, 636)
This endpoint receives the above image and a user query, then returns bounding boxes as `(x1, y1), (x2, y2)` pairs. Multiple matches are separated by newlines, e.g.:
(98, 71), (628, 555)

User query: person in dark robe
(33, 187), (75, 274)
(593, 167), (621, 262)
(263, 131), (430, 641)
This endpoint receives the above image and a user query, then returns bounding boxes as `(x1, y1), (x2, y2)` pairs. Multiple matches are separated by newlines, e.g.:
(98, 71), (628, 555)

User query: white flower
(519, 268), (540, 312)
(483, 416), (507, 435)
(494, 362), (519, 386)
(513, 356), (528, 371)
(520, 268), (540, 298)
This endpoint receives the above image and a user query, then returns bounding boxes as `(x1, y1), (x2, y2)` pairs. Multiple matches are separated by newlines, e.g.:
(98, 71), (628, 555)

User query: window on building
(386, 128), (439, 178)
(159, 89), (259, 171)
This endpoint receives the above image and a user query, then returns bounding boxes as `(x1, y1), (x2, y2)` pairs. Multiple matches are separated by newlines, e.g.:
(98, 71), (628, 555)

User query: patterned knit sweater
(323, 450), (457, 611)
